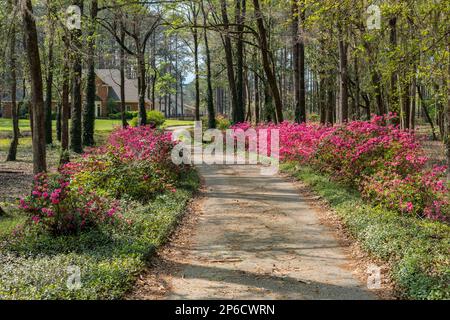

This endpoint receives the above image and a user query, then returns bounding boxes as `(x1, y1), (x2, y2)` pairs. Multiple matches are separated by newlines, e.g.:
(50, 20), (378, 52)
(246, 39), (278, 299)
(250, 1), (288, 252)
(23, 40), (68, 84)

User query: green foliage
(130, 111), (165, 128)
(71, 154), (177, 203)
(216, 115), (231, 130)
(202, 114), (231, 130)
(281, 162), (450, 300)
(146, 110), (166, 127)
(108, 111), (135, 120)
(106, 98), (119, 114)
(130, 117), (139, 127)
(0, 170), (200, 300)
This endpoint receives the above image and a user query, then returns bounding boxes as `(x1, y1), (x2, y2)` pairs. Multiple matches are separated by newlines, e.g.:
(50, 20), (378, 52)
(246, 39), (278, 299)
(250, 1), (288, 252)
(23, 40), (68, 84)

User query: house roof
(95, 69), (149, 104)
(1, 88), (26, 102)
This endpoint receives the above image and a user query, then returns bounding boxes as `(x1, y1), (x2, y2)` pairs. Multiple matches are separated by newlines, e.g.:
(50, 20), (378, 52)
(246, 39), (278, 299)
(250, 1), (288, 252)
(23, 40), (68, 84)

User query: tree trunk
(446, 39), (450, 180)
(234, 0), (246, 123)
(61, 38), (70, 160)
(137, 52), (147, 125)
(254, 66), (260, 123)
(83, 0), (98, 145)
(389, 17), (398, 114)
(119, 24), (128, 128)
(70, 1), (83, 153)
(45, 19), (54, 145)
(201, 1), (216, 128)
(193, 27), (200, 121)
(56, 103), (61, 141)
(220, 0), (238, 122)
(293, 1), (306, 123)
(180, 76), (184, 117)
(409, 76), (416, 130)
(338, 34), (349, 123)
(319, 76), (326, 124)
(253, 0), (283, 123)
(22, 0), (47, 173)
(7, 0), (19, 162)
(417, 85), (437, 140)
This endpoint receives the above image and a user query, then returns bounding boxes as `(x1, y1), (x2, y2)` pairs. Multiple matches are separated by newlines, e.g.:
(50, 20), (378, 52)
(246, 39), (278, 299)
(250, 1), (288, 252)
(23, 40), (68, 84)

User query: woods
(0, 0), (447, 174)
(0, 0), (449, 301)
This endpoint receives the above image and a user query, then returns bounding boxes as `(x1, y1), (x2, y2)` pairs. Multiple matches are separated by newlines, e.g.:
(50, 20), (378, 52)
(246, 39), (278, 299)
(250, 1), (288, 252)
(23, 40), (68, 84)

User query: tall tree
(83, 0), (98, 146)
(21, 0), (46, 173)
(252, 0), (283, 123)
(234, 0), (246, 123)
(338, 31), (349, 122)
(6, 0), (19, 161)
(70, 0), (83, 153)
(44, 3), (54, 145)
(60, 36), (70, 163)
(100, 5), (161, 126)
(119, 22), (128, 128)
(292, 0), (306, 123)
(201, 0), (215, 128)
(219, 0), (238, 122)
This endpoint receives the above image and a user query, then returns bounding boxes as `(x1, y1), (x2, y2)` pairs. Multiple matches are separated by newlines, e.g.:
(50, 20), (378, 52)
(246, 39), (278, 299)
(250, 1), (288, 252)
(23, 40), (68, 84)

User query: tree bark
(417, 85), (437, 140)
(220, 0), (238, 122)
(7, 0), (19, 162)
(56, 103), (61, 141)
(234, 0), (246, 123)
(446, 39), (450, 180)
(193, 26), (200, 121)
(45, 14), (54, 145)
(22, 0), (47, 173)
(338, 34), (349, 123)
(293, 0), (306, 123)
(253, 0), (283, 123)
(137, 52), (147, 125)
(119, 24), (128, 128)
(389, 17), (398, 114)
(201, 1), (216, 128)
(254, 66), (260, 123)
(61, 37), (70, 160)
(83, 0), (98, 146)
(70, 1), (83, 153)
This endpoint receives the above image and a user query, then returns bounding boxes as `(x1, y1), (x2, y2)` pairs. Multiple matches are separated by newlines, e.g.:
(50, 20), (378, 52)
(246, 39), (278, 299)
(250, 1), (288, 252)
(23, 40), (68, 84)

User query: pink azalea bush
(20, 126), (186, 235)
(19, 173), (122, 235)
(232, 114), (449, 221)
(61, 126), (183, 202)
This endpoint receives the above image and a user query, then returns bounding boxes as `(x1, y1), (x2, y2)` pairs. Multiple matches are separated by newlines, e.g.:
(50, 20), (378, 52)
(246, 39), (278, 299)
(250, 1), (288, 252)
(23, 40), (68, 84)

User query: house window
(126, 105), (132, 112)
(95, 102), (102, 118)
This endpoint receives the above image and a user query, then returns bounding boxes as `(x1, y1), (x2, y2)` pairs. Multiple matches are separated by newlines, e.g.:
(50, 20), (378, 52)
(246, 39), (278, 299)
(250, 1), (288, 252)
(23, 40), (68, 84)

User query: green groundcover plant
(0, 126), (198, 299)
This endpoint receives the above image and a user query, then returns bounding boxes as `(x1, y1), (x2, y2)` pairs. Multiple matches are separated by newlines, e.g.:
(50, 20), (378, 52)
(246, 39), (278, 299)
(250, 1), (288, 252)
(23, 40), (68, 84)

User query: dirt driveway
(130, 160), (377, 300)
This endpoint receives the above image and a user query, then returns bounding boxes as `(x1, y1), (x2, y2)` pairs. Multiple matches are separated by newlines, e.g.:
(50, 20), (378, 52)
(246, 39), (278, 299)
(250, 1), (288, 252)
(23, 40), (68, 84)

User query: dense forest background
(0, 0), (448, 174)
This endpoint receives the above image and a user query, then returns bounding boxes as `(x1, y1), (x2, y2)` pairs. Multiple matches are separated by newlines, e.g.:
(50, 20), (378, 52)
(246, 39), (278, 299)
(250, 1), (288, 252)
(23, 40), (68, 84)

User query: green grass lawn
(0, 118), (193, 133)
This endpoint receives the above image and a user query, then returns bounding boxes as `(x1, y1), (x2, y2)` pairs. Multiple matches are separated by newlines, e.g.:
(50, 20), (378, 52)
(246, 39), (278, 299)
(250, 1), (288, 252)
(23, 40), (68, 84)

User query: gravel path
(132, 161), (377, 300)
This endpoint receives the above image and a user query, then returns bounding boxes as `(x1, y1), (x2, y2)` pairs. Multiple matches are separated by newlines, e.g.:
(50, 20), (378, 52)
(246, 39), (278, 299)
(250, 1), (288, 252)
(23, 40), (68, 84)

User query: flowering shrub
(19, 173), (122, 235)
(19, 126), (186, 236)
(233, 115), (449, 221)
(361, 167), (449, 221)
(312, 116), (427, 185)
(61, 126), (183, 202)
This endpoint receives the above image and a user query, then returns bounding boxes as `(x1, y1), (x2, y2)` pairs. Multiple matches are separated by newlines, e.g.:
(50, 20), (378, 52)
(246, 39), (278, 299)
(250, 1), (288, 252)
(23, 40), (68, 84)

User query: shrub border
(281, 161), (449, 300)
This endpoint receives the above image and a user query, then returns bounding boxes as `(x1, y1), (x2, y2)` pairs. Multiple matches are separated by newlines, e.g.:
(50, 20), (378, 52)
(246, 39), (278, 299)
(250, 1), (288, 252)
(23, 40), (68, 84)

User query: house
(0, 88), (26, 118)
(0, 69), (151, 119)
(94, 69), (151, 118)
